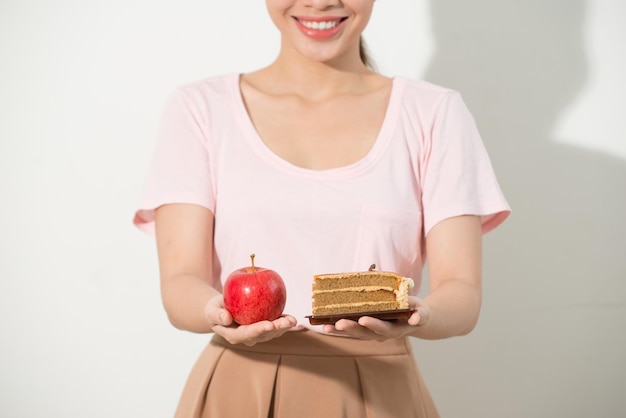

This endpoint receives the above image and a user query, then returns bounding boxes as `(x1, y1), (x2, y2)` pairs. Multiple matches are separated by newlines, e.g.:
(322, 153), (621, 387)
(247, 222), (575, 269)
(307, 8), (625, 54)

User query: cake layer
(313, 301), (399, 316)
(313, 289), (397, 305)
(313, 272), (402, 291)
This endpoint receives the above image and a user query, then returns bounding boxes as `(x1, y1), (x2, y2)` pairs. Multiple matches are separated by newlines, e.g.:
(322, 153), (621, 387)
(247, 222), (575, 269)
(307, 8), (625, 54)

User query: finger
(204, 302), (233, 327)
(407, 311), (421, 326)
(215, 320), (274, 345)
(246, 320), (275, 335)
(407, 298), (430, 327)
(320, 321), (353, 337)
(241, 320), (300, 346)
(357, 316), (389, 331)
(357, 316), (401, 339)
(408, 295), (422, 307)
(219, 309), (234, 326)
(333, 319), (358, 331)
(321, 324), (338, 334)
(321, 323), (352, 337)
(272, 315), (298, 329)
(203, 294), (231, 326)
(334, 319), (382, 340)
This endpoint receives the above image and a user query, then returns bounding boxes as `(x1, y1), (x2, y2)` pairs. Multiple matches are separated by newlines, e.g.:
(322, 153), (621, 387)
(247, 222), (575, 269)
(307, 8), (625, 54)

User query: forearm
(411, 278), (482, 340)
(160, 274), (221, 333)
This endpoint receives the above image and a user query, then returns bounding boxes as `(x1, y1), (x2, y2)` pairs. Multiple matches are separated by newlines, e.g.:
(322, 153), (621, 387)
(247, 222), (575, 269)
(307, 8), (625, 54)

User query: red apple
(223, 254), (287, 325)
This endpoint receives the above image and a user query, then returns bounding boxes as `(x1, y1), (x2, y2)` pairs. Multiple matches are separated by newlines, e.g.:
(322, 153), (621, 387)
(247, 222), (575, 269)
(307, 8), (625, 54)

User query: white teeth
(300, 20), (339, 30)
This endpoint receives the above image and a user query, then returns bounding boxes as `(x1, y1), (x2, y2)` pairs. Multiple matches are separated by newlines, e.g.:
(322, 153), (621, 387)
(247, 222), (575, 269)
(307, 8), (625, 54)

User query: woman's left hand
(321, 296), (430, 341)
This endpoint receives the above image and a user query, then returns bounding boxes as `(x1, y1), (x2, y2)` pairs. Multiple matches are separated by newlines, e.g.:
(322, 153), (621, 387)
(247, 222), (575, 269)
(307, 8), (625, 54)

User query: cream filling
(316, 301), (395, 309)
(313, 286), (395, 294)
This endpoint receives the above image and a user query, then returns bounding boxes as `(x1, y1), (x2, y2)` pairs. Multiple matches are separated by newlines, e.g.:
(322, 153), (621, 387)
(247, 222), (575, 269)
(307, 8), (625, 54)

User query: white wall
(1, 1), (624, 417)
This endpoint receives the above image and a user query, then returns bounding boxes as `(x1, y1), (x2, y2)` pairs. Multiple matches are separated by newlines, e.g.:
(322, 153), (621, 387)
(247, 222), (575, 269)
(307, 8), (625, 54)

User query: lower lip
(294, 19), (346, 40)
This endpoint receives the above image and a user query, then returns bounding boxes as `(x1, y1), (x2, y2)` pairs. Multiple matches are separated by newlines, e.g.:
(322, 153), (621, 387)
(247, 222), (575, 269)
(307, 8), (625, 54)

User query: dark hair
(359, 36), (377, 71)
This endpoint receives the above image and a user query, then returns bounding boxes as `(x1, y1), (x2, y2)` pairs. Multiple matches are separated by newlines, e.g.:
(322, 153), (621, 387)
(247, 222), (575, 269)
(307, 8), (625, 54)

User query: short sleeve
(133, 88), (216, 234)
(421, 91), (510, 236)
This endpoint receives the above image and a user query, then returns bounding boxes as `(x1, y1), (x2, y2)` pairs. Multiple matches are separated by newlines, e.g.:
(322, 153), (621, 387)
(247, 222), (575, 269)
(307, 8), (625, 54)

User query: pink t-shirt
(134, 74), (510, 330)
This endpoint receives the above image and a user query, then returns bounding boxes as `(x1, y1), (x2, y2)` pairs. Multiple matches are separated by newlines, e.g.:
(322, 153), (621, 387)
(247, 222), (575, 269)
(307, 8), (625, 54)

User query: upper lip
(294, 16), (348, 23)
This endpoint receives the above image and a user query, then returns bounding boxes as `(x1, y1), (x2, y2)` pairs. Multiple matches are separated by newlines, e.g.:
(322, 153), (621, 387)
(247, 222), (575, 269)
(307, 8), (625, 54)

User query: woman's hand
(205, 294), (299, 346)
(326, 215), (483, 341)
(320, 296), (430, 341)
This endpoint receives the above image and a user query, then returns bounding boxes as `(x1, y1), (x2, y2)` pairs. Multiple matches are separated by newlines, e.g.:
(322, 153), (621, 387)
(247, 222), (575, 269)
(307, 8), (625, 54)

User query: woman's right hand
(205, 294), (299, 346)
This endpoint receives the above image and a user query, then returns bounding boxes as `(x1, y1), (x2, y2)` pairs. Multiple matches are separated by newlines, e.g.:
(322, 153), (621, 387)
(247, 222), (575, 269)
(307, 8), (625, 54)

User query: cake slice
(312, 265), (414, 317)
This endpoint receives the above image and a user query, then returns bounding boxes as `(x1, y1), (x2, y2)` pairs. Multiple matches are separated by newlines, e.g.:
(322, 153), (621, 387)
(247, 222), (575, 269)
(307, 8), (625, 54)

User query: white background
(1, 1), (625, 417)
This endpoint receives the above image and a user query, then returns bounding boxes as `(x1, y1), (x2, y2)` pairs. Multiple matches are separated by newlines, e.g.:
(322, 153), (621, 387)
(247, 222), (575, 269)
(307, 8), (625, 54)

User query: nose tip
(305, 0), (342, 10)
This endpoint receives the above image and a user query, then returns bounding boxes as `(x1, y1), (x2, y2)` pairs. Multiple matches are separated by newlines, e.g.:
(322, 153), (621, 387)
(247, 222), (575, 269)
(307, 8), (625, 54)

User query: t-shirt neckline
(229, 73), (405, 180)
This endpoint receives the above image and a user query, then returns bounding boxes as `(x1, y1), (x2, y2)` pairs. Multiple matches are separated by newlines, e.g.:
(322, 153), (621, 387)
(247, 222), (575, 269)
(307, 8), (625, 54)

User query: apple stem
(250, 253), (256, 272)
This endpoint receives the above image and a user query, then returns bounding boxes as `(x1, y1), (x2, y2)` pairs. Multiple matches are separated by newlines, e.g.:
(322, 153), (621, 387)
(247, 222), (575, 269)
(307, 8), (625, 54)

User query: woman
(134, 1), (510, 416)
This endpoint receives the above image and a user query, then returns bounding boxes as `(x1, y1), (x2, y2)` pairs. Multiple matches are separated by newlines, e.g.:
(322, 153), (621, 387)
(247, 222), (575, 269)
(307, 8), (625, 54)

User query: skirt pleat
(174, 330), (440, 418)
(204, 349), (281, 418)
(274, 355), (366, 417)
(354, 339), (439, 417)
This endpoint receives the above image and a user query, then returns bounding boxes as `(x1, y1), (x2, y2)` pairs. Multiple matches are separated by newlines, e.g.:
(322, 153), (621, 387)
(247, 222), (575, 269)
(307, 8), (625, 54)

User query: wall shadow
(413, 1), (626, 417)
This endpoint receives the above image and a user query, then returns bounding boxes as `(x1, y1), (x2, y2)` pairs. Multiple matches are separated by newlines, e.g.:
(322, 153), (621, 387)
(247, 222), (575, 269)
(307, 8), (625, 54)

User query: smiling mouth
(295, 17), (348, 31)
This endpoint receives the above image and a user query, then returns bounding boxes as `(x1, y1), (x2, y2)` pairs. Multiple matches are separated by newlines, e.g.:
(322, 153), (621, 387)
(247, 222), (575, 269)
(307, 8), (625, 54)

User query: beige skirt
(175, 330), (440, 418)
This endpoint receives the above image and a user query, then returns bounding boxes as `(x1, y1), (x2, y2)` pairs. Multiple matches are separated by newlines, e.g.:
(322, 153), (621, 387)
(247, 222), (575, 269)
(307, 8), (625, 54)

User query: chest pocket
(352, 204), (422, 275)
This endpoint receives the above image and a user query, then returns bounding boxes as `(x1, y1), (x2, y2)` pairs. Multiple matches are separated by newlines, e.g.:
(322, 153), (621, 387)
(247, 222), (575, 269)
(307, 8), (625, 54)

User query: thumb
(408, 310), (422, 326)
(205, 294), (233, 326)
